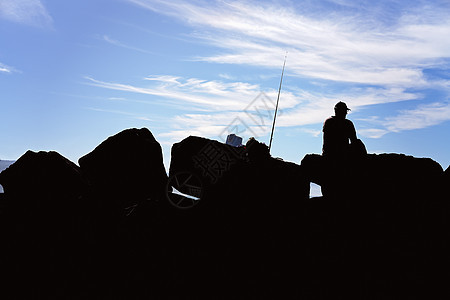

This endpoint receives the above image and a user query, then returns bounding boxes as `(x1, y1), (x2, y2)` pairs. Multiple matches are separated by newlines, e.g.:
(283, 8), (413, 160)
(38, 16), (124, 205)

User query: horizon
(1, 0), (450, 171)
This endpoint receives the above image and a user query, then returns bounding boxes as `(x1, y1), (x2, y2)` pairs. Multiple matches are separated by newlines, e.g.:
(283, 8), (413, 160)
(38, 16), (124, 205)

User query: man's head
(334, 101), (350, 118)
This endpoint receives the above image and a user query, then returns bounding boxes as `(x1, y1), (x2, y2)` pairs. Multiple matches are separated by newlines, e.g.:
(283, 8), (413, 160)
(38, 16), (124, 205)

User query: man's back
(322, 116), (356, 158)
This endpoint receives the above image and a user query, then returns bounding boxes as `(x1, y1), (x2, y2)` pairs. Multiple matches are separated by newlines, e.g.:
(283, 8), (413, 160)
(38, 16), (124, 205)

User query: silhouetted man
(322, 101), (357, 160)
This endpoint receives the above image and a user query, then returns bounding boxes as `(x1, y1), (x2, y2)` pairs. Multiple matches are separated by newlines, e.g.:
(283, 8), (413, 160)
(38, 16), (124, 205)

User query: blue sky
(1, 0), (450, 172)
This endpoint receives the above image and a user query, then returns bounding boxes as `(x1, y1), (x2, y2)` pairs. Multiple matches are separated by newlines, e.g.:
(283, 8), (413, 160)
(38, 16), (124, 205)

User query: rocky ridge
(0, 128), (448, 299)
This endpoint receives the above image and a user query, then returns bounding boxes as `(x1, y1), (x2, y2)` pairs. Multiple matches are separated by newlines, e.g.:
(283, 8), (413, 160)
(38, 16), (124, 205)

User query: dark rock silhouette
(0, 150), (86, 198)
(168, 135), (309, 212)
(301, 151), (447, 299)
(0, 128), (448, 299)
(79, 127), (168, 204)
(302, 152), (443, 199)
(0, 129), (170, 299)
(166, 136), (310, 297)
(0, 150), (88, 298)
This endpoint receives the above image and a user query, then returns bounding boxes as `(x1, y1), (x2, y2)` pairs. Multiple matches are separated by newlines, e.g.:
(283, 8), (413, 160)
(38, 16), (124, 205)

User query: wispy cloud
(356, 101), (450, 138)
(0, 62), (19, 74)
(84, 75), (299, 111)
(102, 35), (153, 54)
(94, 1), (450, 141)
(84, 107), (155, 122)
(127, 0), (450, 87)
(85, 74), (297, 141)
(219, 73), (236, 80)
(275, 86), (420, 128)
(358, 128), (389, 139)
(0, 64), (12, 73)
(385, 101), (450, 132)
(85, 74), (433, 142)
(0, 0), (53, 28)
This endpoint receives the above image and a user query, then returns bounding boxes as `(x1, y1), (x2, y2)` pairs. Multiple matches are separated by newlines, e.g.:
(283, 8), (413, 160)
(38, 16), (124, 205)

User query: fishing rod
(268, 52), (287, 153)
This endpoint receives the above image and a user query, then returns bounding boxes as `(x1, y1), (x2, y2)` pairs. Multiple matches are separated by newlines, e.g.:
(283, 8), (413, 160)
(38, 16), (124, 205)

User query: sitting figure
(322, 101), (358, 160)
(320, 101), (366, 198)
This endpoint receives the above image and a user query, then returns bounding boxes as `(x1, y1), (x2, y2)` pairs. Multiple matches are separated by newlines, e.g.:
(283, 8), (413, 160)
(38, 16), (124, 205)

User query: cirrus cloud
(90, 1), (450, 143)
(0, 0), (53, 28)
(127, 0), (450, 87)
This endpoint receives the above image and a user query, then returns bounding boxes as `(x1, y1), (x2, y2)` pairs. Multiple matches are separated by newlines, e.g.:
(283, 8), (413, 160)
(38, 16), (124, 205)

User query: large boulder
(300, 153), (446, 299)
(301, 152), (443, 200)
(300, 153), (327, 188)
(168, 136), (245, 190)
(0, 151), (88, 298)
(360, 153), (443, 200)
(167, 136), (310, 297)
(168, 136), (309, 214)
(79, 128), (167, 202)
(0, 150), (86, 201)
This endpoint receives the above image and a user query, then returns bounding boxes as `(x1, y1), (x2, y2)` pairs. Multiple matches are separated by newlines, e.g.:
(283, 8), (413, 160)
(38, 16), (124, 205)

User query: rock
(0, 150), (86, 201)
(300, 152), (447, 299)
(361, 153), (443, 199)
(0, 150), (85, 249)
(300, 153), (326, 187)
(301, 152), (443, 200)
(79, 128), (168, 203)
(166, 136), (310, 297)
(0, 150), (88, 298)
(168, 136), (309, 215)
(2, 129), (447, 299)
